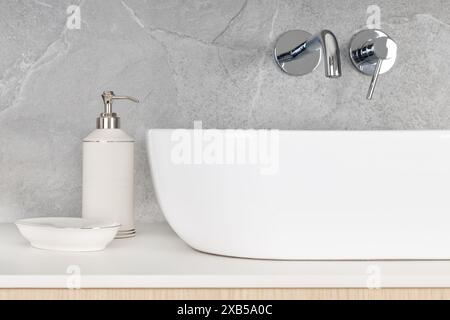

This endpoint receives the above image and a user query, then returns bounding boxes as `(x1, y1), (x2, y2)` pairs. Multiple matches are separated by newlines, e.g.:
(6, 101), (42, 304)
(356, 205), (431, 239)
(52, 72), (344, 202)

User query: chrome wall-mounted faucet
(274, 29), (342, 78)
(349, 29), (397, 99)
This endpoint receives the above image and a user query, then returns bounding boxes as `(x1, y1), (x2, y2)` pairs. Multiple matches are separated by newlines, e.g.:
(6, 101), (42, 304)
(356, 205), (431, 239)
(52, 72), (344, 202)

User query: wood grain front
(1, 288), (450, 300)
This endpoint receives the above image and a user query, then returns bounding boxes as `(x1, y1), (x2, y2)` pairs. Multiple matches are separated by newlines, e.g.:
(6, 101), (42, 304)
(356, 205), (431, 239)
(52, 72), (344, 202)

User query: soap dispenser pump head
(97, 91), (139, 129)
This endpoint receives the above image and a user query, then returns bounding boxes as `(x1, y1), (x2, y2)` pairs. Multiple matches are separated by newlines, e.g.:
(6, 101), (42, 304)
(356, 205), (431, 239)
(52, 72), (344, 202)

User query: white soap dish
(15, 217), (120, 252)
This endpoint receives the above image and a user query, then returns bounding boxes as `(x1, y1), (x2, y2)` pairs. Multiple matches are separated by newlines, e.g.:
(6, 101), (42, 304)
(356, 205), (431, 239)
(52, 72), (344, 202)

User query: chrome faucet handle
(366, 58), (383, 99)
(349, 29), (397, 100)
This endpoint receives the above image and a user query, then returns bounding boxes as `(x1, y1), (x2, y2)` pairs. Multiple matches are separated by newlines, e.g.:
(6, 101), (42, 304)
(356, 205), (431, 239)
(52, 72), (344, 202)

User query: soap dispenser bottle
(82, 91), (139, 239)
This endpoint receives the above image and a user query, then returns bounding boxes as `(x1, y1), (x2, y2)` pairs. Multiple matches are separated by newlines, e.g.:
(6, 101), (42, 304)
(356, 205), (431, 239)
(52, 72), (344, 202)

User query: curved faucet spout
(307, 30), (342, 78)
(276, 30), (342, 78)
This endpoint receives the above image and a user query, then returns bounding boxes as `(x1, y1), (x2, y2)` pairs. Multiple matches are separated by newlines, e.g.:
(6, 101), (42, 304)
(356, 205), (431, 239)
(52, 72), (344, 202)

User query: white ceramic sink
(147, 129), (450, 260)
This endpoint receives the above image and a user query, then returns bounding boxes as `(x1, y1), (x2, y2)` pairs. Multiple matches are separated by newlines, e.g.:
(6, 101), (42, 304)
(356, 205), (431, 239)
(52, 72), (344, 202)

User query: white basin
(147, 129), (450, 260)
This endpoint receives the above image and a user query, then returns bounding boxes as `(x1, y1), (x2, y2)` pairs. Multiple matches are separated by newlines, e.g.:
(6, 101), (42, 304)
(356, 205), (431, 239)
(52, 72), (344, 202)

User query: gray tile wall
(1, 0), (449, 222)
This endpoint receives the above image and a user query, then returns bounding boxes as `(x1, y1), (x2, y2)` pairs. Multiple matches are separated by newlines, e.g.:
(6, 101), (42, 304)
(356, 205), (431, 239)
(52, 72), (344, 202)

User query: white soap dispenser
(82, 91), (139, 239)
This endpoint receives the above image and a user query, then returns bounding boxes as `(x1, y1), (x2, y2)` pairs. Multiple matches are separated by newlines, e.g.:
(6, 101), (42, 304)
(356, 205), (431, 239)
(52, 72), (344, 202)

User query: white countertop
(2, 222), (450, 288)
